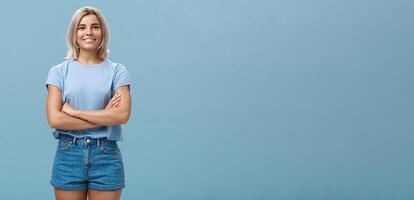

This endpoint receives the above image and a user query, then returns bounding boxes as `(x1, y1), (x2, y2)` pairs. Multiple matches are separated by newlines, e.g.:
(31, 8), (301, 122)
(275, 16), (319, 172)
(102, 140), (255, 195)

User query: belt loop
(72, 137), (77, 145)
(97, 138), (101, 148)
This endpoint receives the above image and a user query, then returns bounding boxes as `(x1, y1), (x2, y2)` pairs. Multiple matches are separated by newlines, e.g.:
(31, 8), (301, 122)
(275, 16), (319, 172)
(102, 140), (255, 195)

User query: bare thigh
(88, 189), (122, 200)
(54, 189), (87, 200)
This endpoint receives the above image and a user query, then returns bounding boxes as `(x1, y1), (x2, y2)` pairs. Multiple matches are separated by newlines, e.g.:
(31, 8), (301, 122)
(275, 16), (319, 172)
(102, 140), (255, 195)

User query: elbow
(119, 117), (129, 125)
(48, 118), (60, 129)
(47, 113), (63, 129)
(121, 119), (129, 125)
(119, 112), (130, 125)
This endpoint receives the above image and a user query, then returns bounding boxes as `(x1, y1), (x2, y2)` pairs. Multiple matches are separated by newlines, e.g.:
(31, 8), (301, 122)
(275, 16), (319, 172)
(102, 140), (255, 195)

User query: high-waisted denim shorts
(50, 134), (125, 191)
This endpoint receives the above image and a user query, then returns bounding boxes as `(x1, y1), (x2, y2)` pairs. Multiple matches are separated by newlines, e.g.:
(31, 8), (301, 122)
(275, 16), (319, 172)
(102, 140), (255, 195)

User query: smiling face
(76, 14), (102, 53)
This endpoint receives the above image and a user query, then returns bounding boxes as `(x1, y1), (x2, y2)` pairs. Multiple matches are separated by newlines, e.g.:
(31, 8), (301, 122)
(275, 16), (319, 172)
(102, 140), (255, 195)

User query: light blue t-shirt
(45, 59), (131, 141)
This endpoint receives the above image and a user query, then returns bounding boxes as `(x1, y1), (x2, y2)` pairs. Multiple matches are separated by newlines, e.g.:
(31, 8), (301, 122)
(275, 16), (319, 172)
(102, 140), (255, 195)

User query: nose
(85, 27), (93, 35)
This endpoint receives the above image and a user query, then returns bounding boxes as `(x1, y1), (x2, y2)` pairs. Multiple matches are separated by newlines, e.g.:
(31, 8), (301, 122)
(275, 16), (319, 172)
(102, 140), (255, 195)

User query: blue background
(0, 0), (413, 199)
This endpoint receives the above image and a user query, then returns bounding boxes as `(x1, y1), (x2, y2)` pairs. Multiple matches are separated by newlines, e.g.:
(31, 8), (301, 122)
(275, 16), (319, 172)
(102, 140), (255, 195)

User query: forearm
(60, 87), (131, 126)
(73, 108), (129, 126)
(49, 111), (97, 130)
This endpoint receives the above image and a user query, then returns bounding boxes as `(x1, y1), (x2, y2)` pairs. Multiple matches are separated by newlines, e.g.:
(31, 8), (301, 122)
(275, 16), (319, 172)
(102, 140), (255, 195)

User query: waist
(53, 125), (123, 141)
(57, 133), (111, 146)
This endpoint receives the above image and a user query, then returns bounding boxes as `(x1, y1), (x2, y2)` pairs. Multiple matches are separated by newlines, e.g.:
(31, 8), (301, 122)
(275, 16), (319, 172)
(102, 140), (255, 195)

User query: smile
(83, 38), (96, 42)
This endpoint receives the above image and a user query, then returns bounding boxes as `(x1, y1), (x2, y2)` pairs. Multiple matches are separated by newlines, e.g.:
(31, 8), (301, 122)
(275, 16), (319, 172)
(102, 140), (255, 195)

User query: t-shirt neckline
(73, 59), (106, 68)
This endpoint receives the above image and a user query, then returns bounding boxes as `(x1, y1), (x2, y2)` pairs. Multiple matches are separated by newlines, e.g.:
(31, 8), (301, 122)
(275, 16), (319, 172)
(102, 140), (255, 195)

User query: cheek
(95, 30), (102, 38)
(76, 32), (82, 40)
(95, 32), (103, 42)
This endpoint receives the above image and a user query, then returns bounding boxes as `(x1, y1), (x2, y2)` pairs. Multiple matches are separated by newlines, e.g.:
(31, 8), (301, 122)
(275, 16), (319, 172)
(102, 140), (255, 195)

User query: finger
(111, 101), (120, 108)
(111, 97), (121, 105)
(112, 94), (121, 102)
(106, 99), (116, 109)
(106, 94), (122, 109)
(110, 97), (122, 107)
(108, 94), (121, 104)
(108, 96), (116, 104)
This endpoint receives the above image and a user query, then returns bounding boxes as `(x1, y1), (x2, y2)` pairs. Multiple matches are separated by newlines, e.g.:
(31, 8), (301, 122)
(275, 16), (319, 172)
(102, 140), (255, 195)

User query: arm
(63, 86), (131, 126)
(46, 85), (97, 130)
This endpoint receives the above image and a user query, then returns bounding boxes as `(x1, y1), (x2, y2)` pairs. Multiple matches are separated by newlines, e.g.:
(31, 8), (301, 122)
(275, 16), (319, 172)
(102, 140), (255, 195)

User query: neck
(77, 50), (102, 65)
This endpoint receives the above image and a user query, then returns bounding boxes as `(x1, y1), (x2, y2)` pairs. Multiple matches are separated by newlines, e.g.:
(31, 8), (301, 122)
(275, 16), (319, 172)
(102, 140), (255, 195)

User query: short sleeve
(45, 65), (63, 90)
(112, 64), (131, 91)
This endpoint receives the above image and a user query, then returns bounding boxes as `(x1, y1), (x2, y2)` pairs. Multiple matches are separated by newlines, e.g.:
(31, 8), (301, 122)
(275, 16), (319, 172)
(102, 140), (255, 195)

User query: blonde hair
(65, 6), (110, 60)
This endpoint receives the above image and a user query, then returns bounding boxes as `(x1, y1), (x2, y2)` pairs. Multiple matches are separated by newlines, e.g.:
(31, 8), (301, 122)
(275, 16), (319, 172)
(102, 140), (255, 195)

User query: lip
(82, 38), (96, 42)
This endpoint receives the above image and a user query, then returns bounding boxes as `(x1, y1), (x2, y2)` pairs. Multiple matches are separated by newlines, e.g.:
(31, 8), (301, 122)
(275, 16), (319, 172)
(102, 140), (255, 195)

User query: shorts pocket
(57, 139), (73, 150)
(100, 140), (120, 154)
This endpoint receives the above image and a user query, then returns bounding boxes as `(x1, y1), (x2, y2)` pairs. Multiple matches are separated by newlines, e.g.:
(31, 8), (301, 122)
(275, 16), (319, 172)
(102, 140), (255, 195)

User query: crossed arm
(46, 85), (131, 130)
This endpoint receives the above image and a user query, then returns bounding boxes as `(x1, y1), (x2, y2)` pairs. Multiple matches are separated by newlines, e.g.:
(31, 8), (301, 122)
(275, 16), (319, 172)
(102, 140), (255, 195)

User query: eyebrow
(78, 23), (100, 26)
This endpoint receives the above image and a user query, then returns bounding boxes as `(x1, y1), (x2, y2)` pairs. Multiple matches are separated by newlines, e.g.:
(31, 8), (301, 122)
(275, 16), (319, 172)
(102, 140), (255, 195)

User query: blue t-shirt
(45, 59), (131, 141)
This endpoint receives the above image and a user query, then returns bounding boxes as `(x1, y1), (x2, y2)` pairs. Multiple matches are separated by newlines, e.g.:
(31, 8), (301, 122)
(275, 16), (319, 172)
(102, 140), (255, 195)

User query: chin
(80, 46), (99, 51)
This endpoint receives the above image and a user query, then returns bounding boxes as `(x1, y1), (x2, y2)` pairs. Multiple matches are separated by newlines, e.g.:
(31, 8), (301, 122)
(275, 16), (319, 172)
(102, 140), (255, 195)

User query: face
(76, 14), (102, 52)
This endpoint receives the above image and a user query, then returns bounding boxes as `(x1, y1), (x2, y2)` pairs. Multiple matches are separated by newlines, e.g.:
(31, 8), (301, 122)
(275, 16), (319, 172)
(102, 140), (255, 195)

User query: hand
(105, 93), (122, 109)
(62, 103), (78, 117)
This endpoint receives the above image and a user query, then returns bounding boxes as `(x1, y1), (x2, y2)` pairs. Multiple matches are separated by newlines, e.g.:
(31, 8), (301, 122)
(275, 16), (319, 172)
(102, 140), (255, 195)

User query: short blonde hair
(66, 6), (110, 60)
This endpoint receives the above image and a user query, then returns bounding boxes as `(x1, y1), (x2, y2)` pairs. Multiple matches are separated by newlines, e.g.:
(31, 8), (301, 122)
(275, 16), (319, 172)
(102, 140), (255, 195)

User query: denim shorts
(50, 134), (125, 191)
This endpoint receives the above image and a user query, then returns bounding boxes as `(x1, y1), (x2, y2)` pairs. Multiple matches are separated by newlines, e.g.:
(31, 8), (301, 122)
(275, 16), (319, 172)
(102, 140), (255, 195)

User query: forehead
(79, 14), (100, 25)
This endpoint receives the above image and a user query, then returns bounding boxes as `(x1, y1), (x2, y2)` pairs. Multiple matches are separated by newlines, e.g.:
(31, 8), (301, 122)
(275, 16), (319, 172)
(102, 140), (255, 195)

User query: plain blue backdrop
(0, 0), (413, 199)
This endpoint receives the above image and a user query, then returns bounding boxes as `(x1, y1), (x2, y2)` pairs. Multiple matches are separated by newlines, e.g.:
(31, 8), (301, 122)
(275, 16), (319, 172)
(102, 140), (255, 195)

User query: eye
(78, 27), (85, 30)
(93, 26), (101, 30)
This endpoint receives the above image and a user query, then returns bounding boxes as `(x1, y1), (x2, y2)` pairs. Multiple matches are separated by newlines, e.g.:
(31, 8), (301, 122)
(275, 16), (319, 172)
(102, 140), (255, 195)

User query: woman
(46, 6), (131, 200)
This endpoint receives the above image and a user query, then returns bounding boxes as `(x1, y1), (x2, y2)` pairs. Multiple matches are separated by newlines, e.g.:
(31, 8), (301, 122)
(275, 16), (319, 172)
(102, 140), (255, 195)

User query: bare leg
(54, 188), (87, 200)
(88, 189), (122, 200)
